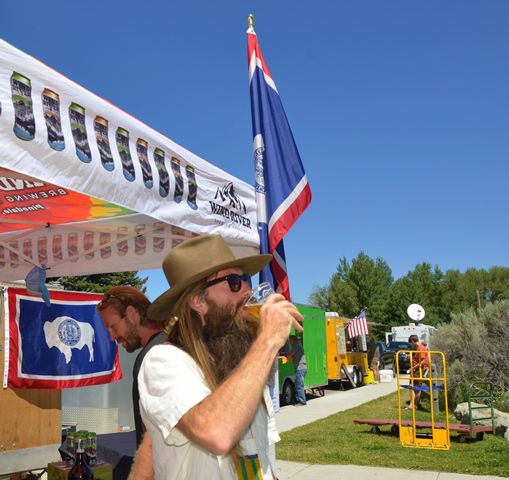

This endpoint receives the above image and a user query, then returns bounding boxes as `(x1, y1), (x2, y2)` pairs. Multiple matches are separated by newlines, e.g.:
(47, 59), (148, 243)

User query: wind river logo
(209, 182), (251, 230)
(215, 182), (247, 214)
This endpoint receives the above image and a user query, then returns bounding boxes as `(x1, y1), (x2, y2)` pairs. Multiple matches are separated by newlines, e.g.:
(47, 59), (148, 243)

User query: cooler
(379, 369), (394, 383)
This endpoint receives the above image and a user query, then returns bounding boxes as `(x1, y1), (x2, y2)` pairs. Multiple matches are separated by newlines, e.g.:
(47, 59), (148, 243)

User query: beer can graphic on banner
(23, 238), (33, 260)
(153, 148), (169, 197)
(100, 232), (111, 259)
(69, 102), (92, 163)
(84, 231), (95, 259)
(94, 116), (114, 171)
(172, 238), (183, 248)
(9, 241), (19, 268)
(136, 138), (153, 189)
(171, 157), (184, 203)
(152, 222), (165, 253)
(68, 232), (79, 262)
(11, 72), (35, 141)
(185, 165), (198, 210)
(116, 127), (135, 182)
(42, 88), (65, 151)
(134, 224), (146, 255)
(37, 237), (48, 266)
(52, 234), (63, 261)
(117, 226), (128, 256)
(170, 225), (184, 236)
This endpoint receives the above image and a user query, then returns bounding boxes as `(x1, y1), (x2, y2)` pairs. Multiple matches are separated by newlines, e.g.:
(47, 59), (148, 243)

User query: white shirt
(138, 343), (279, 480)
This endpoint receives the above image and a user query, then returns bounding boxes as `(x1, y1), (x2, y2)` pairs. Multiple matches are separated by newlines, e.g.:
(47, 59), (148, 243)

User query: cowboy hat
(148, 234), (271, 322)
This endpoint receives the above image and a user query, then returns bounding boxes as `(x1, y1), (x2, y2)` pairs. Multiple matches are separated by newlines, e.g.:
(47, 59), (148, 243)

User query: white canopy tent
(0, 38), (259, 282)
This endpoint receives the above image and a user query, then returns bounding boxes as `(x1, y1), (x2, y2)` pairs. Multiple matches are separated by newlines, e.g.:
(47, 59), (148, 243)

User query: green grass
(277, 391), (509, 477)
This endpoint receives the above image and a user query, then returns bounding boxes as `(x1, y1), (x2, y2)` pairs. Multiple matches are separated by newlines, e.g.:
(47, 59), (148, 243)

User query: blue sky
(3, 1), (508, 304)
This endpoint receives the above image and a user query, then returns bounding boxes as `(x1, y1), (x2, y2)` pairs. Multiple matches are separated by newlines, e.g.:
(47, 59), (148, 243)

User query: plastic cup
(244, 282), (275, 319)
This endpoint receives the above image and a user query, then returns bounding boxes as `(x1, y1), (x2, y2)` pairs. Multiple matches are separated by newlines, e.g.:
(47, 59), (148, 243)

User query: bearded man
(135, 234), (302, 480)
(97, 286), (166, 448)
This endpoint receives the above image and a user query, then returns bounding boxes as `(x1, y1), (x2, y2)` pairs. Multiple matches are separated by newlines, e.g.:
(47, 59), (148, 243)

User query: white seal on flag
(253, 134), (266, 193)
(58, 318), (81, 346)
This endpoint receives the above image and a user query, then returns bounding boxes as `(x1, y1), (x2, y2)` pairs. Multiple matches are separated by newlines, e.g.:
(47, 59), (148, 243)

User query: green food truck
(278, 305), (328, 405)
(278, 306), (372, 405)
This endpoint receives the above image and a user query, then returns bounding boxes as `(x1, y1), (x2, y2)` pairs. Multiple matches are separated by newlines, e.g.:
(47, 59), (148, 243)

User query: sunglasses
(205, 273), (252, 292)
(97, 293), (127, 310)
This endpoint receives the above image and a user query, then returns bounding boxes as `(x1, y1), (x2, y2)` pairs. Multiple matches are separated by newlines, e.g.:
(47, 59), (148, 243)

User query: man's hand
(257, 294), (303, 350)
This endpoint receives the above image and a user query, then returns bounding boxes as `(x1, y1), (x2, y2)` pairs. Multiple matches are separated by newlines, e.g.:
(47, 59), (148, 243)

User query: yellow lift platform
(355, 350), (493, 445)
(396, 349), (450, 450)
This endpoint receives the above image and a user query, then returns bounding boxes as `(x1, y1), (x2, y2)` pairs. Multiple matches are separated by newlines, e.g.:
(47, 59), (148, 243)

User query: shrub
(433, 300), (509, 411)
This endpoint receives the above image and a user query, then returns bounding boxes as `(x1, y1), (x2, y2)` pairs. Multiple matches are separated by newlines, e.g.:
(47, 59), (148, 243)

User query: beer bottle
(68, 439), (94, 480)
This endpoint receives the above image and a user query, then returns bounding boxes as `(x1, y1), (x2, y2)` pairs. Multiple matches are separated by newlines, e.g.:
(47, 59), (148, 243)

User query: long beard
(203, 300), (256, 384)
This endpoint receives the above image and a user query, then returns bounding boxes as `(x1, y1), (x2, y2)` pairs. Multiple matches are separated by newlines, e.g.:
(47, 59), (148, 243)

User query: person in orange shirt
(405, 335), (430, 410)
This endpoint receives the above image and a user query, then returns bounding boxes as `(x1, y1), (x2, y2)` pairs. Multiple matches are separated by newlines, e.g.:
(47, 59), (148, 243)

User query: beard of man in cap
(132, 234), (303, 480)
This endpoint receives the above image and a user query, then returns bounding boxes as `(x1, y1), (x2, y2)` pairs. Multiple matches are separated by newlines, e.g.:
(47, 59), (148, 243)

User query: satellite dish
(407, 303), (425, 322)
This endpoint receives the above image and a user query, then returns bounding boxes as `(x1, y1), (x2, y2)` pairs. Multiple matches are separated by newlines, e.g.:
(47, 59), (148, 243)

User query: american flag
(347, 309), (369, 338)
(247, 19), (312, 299)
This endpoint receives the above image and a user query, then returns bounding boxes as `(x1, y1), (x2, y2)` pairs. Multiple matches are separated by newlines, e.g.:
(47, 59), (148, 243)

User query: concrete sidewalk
(274, 381), (506, 480)
(276, 461), (507, 480)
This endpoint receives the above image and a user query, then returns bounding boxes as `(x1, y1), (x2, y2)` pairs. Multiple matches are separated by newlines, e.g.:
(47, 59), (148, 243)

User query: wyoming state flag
(247, 20), (311, 299)
(4, 287), (122, 388)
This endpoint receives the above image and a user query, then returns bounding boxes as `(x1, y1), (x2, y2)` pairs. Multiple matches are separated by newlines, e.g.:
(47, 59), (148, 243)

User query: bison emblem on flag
(43, 316), (95, 363)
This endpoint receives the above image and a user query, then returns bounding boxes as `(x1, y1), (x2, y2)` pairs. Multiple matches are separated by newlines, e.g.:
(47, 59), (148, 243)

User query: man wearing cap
(135, 234), (302, 480)
(97, 286), (166, 448)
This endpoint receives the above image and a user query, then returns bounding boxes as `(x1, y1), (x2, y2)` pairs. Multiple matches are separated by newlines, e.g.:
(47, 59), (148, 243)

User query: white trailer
(385, 323), (436, 346)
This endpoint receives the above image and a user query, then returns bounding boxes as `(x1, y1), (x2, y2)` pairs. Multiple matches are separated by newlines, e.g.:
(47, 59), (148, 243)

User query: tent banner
(3, 287), (122, 389)
(0, 38), (258, 247)
(0, 209), (208, 280)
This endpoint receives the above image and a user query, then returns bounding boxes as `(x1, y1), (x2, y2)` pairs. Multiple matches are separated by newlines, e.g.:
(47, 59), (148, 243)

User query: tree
(328, 276), (358, 316)
(308, 285), (329, 310)
(441, 268), (486, 314)
(307, 252), (509, 342)
(441, 267), (509, 317)
(309, 252), (393, 331)
(57, 271), (148, 293)
(384, 263), (444, 327)
(347, 253), (393, 323)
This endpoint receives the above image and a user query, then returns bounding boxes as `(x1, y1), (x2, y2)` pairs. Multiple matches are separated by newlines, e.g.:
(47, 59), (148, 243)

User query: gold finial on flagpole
(247, 13), (255, 29)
